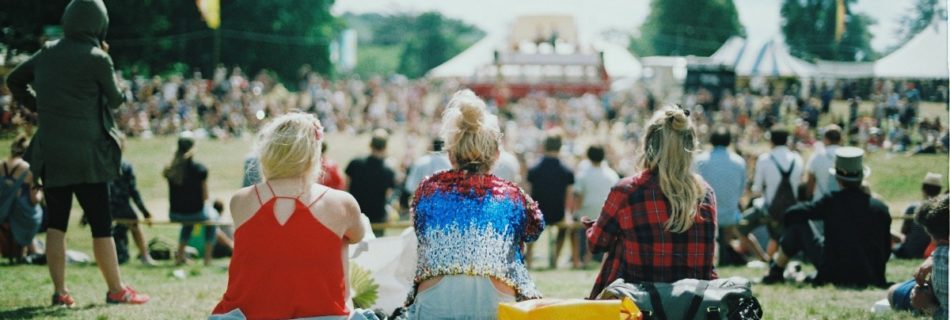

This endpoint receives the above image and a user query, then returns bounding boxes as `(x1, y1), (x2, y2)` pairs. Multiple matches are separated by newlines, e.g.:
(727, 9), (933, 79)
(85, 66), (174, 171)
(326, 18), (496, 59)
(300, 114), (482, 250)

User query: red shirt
(320, 158), (346, 190)
(212, 185), (346, 319)
(586, 170), (717, 299)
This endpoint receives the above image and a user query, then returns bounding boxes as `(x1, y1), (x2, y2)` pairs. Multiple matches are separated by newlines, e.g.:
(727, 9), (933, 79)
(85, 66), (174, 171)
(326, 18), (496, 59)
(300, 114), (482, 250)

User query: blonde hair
(256, 112), (324, 181)
(440, 89), (501, 173)
(639, 105), (705, 233)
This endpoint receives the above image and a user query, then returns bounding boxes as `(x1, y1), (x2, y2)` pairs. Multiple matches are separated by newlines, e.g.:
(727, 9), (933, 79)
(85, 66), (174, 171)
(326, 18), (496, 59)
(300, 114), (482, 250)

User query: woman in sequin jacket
(405, 89), (545, 319)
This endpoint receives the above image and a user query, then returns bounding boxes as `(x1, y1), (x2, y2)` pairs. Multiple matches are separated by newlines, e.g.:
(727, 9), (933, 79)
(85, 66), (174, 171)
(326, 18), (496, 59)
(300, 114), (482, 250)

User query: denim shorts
(890, 279), (916, 311)
(171, 205), (219, 244)
(407, 275), (517, 320)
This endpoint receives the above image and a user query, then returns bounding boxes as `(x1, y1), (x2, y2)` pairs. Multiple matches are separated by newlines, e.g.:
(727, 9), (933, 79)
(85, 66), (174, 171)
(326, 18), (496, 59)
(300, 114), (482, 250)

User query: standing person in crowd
(527, 130), (575, 269)
(585, 106), (717, 299)
(750, 126), (804, 255)
(805, 125), (842, 201)
(571, 144), (619, 269)
(894, 173), (945, 259)
(319, 142), (346, 190)
(493, 147), (523, 184)
(0, 136), (43, 263)
(346, 129), (396, 237)
(762, 147), (891, 287)
(404, 138), (451, 194)
(109, 138), (156, 266)
(212, 113), (367, 320)
(887, 194), (949, 319)
(164, 132), (217, 266)
(5, 0), (149, 305)
(694, 126), (768, 264)
(406, 90), (543, 319)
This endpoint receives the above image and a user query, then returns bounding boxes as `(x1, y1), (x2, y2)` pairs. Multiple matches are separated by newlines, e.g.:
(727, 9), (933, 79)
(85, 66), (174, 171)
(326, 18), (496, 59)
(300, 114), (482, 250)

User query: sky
(332, 0), (918, 53)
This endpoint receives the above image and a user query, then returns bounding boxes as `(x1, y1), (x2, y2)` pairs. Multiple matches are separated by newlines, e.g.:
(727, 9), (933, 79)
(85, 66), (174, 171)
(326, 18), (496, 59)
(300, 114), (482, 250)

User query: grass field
(0, 100), (947, 319)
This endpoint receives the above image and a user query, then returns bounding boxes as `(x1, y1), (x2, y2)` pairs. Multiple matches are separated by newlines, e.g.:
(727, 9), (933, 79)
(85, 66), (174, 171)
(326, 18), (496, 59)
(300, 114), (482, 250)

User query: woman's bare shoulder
(318, 188), (361, 218)
(230, 185), (262, 226)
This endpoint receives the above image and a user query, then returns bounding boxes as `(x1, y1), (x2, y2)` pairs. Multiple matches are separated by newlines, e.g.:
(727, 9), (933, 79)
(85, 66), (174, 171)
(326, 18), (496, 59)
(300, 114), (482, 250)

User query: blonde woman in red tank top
(211, 112), (366, 320)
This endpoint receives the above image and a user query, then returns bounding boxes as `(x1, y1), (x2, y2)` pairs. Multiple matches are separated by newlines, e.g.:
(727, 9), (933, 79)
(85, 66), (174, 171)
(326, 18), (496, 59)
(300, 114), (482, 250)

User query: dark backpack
(767, 155), (796, 222)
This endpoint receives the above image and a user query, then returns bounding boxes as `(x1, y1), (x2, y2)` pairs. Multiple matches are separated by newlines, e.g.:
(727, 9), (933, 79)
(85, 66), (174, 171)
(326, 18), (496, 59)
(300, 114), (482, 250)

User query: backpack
(767, 155), (796, 222)
(596, 277), (763, 320)
(0, 164), (39, 259)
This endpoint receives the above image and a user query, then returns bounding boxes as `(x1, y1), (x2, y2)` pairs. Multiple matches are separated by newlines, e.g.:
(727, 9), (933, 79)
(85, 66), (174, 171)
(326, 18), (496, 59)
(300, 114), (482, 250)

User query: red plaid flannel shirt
(586, 170), (718, 298)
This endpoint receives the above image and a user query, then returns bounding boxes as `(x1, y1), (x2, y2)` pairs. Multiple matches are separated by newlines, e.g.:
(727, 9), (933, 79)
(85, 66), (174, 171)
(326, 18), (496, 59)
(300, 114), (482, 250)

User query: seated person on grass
(887, 194), (949, 319)
(212, 112), (366, 319)
(762, 147), (891, 288)
(893, 173), (944, 259)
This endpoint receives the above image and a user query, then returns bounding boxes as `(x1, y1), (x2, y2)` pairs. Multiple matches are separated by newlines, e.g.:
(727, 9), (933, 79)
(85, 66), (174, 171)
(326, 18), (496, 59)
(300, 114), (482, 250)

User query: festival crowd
(0, 0), (948, 319)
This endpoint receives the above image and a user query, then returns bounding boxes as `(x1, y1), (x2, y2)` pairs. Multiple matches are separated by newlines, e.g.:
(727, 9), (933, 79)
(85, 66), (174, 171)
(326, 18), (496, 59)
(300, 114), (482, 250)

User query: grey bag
(596, 277), (763, 320)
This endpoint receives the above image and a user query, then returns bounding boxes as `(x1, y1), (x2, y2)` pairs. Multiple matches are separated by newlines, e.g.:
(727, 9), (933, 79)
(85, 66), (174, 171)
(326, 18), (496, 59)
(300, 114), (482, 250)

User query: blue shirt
(694, 147), (746, 226)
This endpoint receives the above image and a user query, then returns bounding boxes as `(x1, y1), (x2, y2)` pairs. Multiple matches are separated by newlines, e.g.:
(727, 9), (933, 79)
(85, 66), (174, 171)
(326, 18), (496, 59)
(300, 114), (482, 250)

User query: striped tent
(710, 36), (815, 78)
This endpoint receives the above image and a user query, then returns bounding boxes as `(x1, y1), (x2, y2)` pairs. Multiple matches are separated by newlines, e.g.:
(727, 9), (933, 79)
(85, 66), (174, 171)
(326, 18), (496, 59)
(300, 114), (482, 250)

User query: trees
(342, 12), (484, 79)
(781, 0), (876, 61)
(2, 0), (339, 81)
(891, 0), (945, 52)
(630, 0), (745, 57)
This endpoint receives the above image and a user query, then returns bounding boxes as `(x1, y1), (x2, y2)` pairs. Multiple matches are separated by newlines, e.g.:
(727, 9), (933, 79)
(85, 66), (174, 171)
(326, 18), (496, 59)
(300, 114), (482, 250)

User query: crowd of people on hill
(0, 0), (948, 319)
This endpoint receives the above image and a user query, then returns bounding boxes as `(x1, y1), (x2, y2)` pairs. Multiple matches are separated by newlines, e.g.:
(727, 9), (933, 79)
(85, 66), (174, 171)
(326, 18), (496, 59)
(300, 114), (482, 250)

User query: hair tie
(313, 122), (324, 141)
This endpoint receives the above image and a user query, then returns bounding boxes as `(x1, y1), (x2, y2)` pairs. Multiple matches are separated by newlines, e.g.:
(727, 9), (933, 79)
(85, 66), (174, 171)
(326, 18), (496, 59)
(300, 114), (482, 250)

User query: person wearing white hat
(894, 172), (945, 259)
(762, 147), (892, 288)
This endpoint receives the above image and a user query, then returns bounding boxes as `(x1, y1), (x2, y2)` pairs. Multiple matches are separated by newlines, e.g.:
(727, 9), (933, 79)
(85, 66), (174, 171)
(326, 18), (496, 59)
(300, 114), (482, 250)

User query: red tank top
(212, 183), (347, 319)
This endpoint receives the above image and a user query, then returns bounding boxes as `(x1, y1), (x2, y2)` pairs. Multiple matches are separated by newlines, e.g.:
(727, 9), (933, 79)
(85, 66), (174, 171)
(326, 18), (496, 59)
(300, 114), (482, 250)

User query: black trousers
(717, 227), (748, 266)
(45, 183), (113, 238)
(779, 219), (825, 266)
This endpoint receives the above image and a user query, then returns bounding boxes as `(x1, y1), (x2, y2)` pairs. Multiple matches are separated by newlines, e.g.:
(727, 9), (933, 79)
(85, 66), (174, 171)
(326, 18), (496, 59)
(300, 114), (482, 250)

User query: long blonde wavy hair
(440, 89), (501, 173)
(639, 105), (704, 233)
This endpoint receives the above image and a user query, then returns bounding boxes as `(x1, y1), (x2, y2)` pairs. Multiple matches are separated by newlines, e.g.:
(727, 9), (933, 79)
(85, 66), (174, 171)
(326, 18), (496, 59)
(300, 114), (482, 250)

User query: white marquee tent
(710, 36), (815, 78)
(873, 19), (948, 79)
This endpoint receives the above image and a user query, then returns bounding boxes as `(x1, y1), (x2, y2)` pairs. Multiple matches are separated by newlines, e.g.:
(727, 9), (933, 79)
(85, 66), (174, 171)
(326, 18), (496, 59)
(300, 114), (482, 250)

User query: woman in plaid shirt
(583, 105), (718, 298)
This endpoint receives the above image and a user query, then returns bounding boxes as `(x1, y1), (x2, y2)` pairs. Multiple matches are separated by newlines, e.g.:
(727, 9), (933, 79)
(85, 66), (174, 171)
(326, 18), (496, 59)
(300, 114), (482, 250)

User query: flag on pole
(196, 0), (220, 30)
(834, 0), (846, 42)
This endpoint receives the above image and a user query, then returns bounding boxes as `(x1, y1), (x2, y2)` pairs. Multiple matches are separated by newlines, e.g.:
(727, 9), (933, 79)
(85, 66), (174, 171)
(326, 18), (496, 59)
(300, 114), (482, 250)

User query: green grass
(0, 100), (947, 319)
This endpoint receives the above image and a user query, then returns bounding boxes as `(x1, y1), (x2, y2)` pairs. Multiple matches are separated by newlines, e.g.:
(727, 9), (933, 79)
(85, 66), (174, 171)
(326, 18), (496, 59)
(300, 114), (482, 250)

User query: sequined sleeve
(520, 188), (544, 243)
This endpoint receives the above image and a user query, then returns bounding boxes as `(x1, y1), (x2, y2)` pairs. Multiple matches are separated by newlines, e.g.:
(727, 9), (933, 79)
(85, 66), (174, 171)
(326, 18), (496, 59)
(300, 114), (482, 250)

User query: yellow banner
(834, 0), (845, 42)
(196, 0), (220, 30)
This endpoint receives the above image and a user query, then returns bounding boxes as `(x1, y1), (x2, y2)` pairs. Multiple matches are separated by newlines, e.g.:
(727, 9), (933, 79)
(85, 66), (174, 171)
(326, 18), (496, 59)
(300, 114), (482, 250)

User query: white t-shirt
(806, 144), (839, 201)
(492, 151), (522, 184)
(752, 146), (804, 205)
(573, 163), (620, 220)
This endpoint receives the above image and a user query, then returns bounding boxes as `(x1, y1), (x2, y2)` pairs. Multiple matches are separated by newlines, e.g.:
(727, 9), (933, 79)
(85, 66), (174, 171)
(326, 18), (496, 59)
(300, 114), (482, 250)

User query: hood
(62, 0), (109, 45)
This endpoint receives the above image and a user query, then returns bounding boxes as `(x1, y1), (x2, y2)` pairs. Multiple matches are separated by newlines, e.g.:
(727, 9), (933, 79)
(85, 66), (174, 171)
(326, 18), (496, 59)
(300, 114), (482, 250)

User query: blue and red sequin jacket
(409, 169), (544, 303)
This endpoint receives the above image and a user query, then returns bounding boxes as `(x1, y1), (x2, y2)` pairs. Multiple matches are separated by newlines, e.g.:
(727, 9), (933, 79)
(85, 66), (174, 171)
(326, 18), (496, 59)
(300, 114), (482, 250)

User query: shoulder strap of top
(253, 184), (264, 204)
(264, 181), (276, 195)
(307, 187), (331, 208)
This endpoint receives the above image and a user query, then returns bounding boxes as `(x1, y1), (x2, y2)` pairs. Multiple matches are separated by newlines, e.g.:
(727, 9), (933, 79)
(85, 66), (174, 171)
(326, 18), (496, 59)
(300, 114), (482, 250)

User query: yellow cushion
(498, 297), (640, 320)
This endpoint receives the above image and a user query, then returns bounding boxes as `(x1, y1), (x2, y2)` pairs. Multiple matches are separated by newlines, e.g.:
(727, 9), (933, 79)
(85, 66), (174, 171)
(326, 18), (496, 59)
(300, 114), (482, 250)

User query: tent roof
(427, 34), (641, 80)
(427, 35), (500, 79)
(710, 36), (815, 78)
(873, 19), (948, 79)
(814, 60), (874, 79)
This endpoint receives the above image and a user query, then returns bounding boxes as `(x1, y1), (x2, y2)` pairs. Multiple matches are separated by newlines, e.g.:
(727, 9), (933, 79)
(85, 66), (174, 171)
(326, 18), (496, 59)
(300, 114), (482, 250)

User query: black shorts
(45, 183), (113, 238)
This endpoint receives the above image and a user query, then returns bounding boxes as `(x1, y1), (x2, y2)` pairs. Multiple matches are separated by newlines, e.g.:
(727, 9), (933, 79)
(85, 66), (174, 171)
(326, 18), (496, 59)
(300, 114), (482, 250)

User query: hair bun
(665, 109), (689, 131)
(454, 90), (484, 132)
